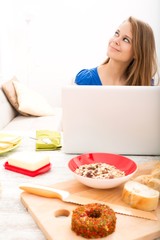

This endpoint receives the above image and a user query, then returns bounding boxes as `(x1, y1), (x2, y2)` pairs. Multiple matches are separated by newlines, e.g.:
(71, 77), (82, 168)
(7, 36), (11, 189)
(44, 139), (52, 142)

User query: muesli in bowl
(68, 153), (137, 189)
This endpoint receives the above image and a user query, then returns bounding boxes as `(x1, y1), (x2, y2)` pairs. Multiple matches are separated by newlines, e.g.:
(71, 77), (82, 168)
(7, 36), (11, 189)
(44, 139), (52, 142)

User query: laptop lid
(62, 85), (160, 155)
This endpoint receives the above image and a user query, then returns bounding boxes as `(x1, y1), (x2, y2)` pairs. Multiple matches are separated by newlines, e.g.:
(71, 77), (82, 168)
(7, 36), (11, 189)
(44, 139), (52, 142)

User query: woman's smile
(109, 44), (120, 52)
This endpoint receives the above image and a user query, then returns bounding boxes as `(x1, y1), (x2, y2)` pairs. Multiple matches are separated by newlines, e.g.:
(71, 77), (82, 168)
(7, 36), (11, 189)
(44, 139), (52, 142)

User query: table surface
(0, 132), (160, 240)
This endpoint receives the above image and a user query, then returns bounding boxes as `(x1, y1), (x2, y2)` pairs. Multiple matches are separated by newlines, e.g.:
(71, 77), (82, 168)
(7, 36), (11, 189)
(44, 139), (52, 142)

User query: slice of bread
(134, 174), (160, 193)
(147, 178), (160, 192)
(122, 181), (159, 211)
(151, 168), (160, 179)
(134, 174), (152, 185)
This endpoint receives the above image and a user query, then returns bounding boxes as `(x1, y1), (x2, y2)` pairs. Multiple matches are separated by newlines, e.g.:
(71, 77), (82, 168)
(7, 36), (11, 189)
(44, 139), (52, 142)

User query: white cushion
(2, 77), (29, 116)
(0, 88), (17, 129)
(13, 81), (55, 116)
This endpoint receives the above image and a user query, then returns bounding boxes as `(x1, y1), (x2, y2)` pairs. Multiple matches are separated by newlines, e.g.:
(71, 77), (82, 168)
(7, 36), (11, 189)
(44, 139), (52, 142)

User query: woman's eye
(123, 37), (130, 43)
(114, 31), (119, 37)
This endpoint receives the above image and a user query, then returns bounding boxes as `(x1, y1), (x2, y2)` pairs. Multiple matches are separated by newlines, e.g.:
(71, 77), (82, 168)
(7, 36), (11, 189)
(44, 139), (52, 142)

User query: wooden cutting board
(21, 161), (160, 240)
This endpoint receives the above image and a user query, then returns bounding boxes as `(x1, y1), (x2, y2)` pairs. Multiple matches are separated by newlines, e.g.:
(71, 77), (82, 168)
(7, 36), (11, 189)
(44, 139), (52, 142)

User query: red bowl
(68, 153), (137, 189)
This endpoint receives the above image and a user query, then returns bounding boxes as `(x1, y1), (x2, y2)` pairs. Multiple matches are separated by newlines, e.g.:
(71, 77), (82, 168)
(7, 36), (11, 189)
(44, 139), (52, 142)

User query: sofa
(0, 79), (62, 133)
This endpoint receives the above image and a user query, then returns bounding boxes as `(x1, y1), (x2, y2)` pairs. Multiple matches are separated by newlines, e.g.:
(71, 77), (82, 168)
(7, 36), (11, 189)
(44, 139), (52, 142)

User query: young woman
(74, 16), (159, 86)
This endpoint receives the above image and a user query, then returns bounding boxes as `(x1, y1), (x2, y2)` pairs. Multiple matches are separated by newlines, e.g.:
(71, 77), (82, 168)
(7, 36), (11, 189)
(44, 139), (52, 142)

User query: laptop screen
(62, 85), (160, 155)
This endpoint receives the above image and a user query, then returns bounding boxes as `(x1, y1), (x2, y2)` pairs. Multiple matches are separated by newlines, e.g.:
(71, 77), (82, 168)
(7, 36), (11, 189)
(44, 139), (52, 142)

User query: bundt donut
(71, 203), (116, 239)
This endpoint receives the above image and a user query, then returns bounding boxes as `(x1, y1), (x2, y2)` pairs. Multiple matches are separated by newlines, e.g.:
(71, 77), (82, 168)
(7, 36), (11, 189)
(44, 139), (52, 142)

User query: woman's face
(107, 21), (134, 64)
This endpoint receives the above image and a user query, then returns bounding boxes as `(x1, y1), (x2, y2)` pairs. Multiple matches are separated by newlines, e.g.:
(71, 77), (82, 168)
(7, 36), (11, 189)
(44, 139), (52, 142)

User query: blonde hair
(104, 16), (159, 86)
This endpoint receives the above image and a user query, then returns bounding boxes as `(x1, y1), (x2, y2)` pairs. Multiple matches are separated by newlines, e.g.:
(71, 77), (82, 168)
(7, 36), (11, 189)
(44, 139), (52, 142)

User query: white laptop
(61, 85), (160, 155)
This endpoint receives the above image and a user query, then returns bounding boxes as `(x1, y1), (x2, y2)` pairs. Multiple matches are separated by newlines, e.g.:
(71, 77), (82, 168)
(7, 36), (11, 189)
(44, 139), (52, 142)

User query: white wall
(0, 0), (159, 106)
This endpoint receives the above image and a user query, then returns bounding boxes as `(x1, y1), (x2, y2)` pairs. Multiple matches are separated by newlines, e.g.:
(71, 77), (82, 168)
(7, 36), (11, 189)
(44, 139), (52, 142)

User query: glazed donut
(71, 203), (116, 239)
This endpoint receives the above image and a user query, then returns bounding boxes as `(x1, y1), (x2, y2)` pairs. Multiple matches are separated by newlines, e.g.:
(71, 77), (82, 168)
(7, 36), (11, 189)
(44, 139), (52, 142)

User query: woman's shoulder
(74, 67), (102, 85)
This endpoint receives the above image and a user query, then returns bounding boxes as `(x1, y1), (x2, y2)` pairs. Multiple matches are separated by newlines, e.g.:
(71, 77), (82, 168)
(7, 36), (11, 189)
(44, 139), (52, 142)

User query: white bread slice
(122, 181), (159, 211)
(151, 168), (160, 179)
(8, 152), (50, 171)
(134, 175), (160, 193)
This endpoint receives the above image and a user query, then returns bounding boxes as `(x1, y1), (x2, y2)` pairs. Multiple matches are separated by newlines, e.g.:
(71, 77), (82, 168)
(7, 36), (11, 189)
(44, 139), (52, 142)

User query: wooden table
(0, 133), (160, 240)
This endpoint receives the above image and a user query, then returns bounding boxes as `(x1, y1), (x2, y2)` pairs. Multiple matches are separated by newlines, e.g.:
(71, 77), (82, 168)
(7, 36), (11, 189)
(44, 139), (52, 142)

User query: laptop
(61, 85), (160, 155)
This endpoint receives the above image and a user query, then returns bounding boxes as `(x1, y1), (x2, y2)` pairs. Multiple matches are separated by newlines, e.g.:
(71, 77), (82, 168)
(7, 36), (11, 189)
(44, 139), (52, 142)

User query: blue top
(75, 67), (102, 85)
(75, 67), (155, 86)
